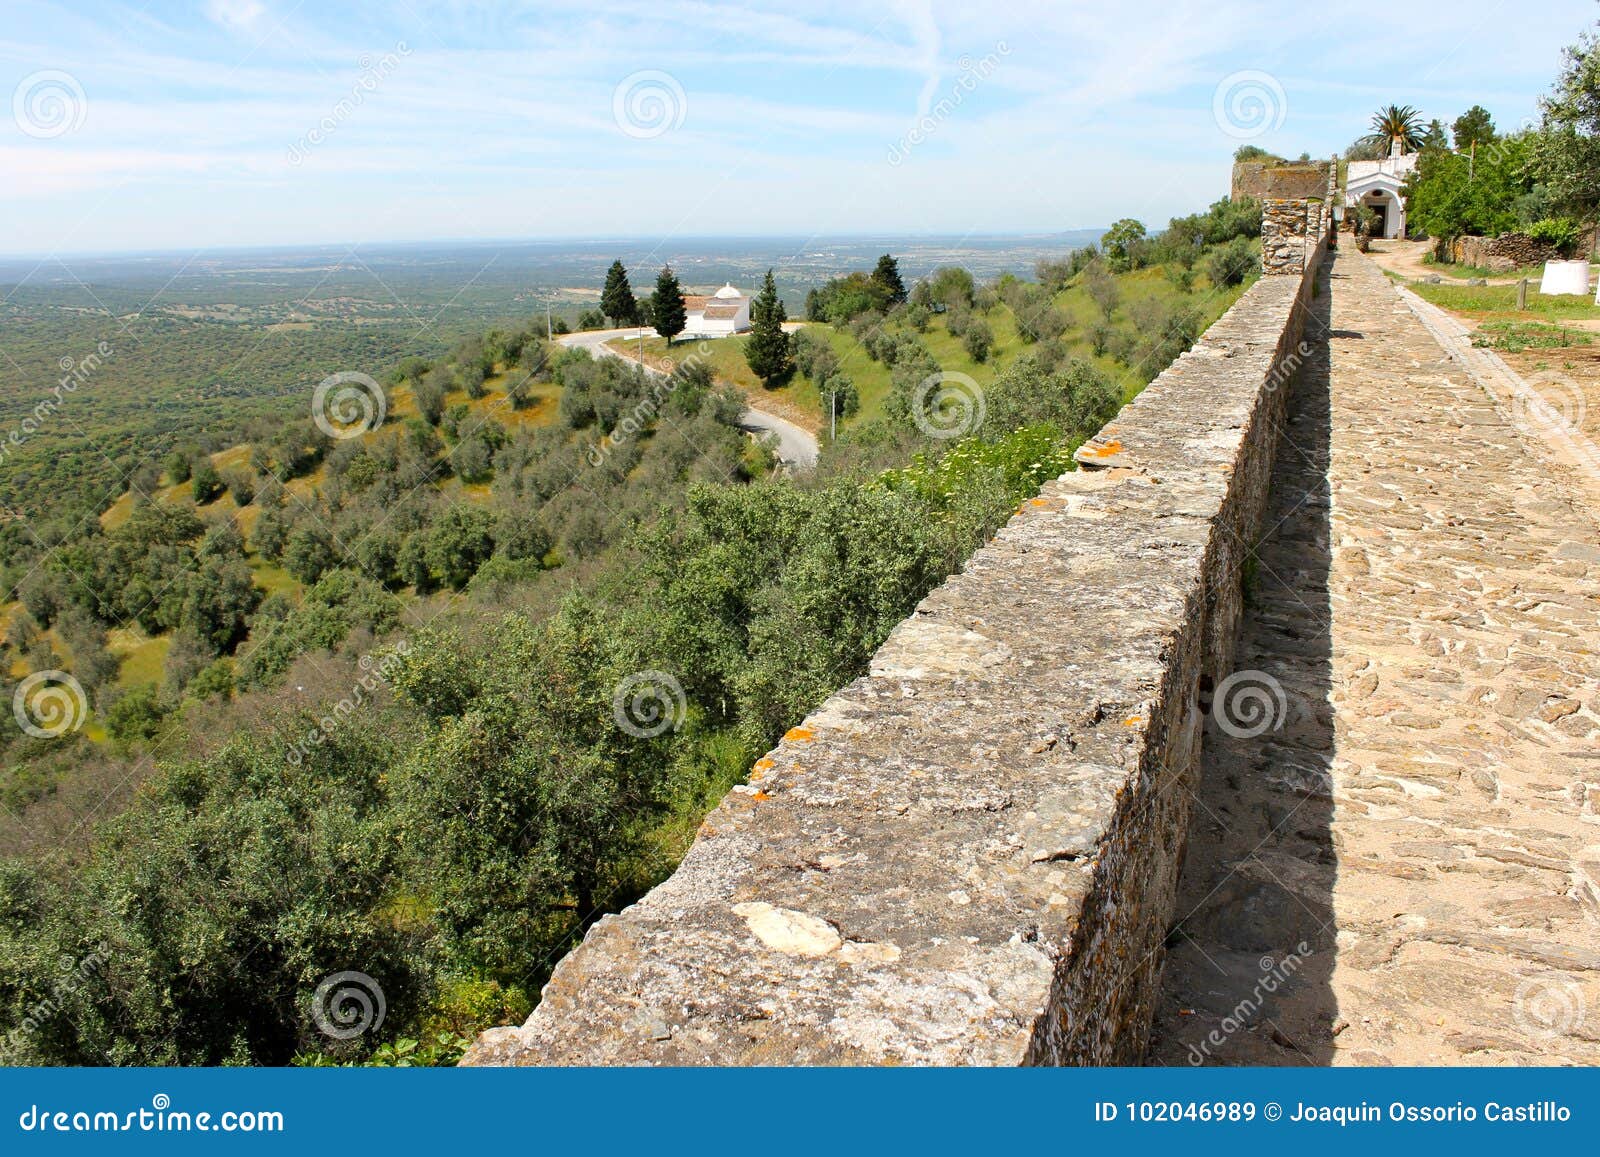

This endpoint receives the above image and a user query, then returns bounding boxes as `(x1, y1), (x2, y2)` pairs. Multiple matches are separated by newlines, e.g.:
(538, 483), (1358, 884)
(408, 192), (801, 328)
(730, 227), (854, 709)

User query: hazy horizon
(0, 226), (1110, 264)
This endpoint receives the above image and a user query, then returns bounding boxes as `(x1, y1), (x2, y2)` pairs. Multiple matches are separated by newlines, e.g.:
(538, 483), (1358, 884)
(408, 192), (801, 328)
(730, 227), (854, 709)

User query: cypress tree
(745, 269), (793, 387)
(872, 253), (908, 306)
(651, 266), (687, 345)
(600, 260), (638, 326)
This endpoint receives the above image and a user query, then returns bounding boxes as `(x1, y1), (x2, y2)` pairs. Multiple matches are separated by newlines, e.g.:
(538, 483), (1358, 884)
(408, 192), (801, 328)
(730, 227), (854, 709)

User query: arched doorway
(1360, 189), (1402, 238)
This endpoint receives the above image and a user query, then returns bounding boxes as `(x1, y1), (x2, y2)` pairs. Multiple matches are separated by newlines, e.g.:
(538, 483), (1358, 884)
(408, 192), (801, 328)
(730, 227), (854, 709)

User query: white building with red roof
(683, 283), (751, 337)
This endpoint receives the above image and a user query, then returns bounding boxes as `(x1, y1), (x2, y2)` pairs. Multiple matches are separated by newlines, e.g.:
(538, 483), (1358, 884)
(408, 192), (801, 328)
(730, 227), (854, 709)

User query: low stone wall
(462, 244), (1327, 1068)
(1452, 233), (1557, 271)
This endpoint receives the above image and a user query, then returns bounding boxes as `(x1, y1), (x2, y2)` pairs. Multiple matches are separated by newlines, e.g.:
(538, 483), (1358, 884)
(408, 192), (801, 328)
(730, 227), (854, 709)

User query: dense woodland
(0, 196), (1265, 1065)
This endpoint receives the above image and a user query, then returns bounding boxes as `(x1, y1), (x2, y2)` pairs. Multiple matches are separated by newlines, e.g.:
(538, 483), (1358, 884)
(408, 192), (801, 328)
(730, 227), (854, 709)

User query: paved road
(557, 327), (819, 470)
(1151, 250), (1600, 1066)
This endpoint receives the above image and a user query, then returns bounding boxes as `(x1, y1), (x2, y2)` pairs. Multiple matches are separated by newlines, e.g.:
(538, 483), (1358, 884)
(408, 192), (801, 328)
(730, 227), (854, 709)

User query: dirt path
(1362, 237), (1530, 285)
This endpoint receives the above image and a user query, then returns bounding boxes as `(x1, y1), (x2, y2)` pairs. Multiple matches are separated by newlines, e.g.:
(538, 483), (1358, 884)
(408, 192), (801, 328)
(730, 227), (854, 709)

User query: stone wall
(1452, 232), (1558, 271)
(1262, 198), (1316, 275)
(1232, 161), (1333, 202)
(461, 241), (1328, 1069)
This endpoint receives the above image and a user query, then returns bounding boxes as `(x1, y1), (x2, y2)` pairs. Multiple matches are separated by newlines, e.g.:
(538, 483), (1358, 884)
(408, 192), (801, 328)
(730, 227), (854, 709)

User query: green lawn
(1471, 320), (1594, 353)
(1424, 259), (1549, 282)
(248, 557), (302, 601)
(109, 626), (171, 690)
(1409, 280), (1600, 322)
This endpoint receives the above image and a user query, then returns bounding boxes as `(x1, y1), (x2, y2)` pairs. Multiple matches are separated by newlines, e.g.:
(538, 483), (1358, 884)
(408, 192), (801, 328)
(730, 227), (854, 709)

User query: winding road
(557, 327), (819, 470)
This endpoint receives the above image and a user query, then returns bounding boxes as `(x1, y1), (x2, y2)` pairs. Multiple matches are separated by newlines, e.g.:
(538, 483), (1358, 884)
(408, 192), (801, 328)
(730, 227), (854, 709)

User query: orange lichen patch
(783, 726), (816, 743)
(750, 791), (771, 802)
(1122, 716), (1146, 727)
(1028, 498), (1050, 507)
(752, 757), (775, 774)
(1083, 438), (1124, 458)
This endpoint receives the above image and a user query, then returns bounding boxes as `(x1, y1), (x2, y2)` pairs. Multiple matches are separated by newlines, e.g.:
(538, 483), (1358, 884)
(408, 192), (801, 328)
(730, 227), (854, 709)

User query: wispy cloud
(205, 0), (267, 33)
(0, 0), (1592, 253)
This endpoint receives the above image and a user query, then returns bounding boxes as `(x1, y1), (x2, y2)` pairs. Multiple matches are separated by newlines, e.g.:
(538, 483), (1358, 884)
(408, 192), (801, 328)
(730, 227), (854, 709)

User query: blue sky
(1, 0), (1595, 254)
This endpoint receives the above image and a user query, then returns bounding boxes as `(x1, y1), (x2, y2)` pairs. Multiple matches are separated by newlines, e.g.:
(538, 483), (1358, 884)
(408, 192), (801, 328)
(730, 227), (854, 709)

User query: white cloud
(204, 0), (267, 32)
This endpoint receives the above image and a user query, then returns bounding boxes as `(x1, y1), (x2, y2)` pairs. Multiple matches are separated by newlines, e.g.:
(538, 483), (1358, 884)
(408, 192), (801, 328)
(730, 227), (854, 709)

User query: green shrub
(1205, 236), (1257, 287)
(1528, 217), (1582, 256)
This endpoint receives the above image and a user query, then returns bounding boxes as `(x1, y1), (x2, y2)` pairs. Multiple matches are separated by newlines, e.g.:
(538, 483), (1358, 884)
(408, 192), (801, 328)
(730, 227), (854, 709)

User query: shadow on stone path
(1147, 259), (1338, 1065)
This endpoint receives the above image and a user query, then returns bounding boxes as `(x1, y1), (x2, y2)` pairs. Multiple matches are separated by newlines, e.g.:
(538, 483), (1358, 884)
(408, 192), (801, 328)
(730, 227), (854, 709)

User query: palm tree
(1363, 104), (1424, 154)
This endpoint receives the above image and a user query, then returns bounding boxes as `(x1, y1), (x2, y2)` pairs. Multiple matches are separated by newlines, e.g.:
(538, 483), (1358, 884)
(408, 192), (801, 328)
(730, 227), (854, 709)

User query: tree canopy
(1451, 105), (1496, 149)
(1531, 20), (1600, 227)
(871, 254), (908, 306)
(744, 269), (793, 387)
(651, 266), (687, 344)
(1364, 104), (1424, 153)
(600, 260), (639, 327)
(1101, 219), (1148, 272)
(1404, 132), (1534, 242)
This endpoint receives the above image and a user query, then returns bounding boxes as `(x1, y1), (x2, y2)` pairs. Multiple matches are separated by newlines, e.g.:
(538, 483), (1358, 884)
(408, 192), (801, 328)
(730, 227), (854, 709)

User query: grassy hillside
(10, 247), (1263, 724)
(622, 258), (1253, 432)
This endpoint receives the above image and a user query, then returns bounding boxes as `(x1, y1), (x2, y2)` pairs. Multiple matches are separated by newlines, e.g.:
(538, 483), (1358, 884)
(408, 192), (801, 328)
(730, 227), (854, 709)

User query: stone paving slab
(1150, 250), (1600, 1066)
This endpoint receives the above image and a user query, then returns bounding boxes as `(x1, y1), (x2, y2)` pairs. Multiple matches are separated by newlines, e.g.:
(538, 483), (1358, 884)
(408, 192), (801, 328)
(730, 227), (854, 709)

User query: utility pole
(545, 303), (552, 342)
(829, 389), (837, 442)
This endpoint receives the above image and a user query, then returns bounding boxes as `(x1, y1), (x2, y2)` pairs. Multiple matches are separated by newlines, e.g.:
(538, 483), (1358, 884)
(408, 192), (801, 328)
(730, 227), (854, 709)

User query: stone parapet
(1232, 160), (1333, 202)
(1262, 198), (1316, 275)
(461, 246), (1326, 1068)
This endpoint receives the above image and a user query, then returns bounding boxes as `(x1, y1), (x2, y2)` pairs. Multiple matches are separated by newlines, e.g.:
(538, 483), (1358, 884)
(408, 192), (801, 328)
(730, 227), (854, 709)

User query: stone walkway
(1150, 250), (1600, 1065)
